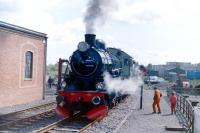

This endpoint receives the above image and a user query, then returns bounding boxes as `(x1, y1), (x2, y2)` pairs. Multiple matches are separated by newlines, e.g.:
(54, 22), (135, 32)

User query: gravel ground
(9, 94), (139, 133)
(82, 94), (140, 133)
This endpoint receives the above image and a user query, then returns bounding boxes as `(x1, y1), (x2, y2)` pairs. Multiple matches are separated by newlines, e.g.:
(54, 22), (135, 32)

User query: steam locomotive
(56, 34), (141, 120)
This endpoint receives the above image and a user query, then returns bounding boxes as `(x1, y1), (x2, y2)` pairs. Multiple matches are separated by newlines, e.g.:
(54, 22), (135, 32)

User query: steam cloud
(84, 0), (143, 94)
(104, 67), (144, 95)
(84, 0), (117, 34)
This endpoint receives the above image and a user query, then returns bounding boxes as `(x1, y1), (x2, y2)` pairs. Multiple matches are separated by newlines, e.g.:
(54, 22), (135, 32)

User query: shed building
(164, 67), (186, 80)
(0, 21), (47, 107)
(187, 71), (200, 80)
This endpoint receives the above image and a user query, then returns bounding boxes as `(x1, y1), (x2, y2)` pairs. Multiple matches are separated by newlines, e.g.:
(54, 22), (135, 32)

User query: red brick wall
(0, 30), (45, 107)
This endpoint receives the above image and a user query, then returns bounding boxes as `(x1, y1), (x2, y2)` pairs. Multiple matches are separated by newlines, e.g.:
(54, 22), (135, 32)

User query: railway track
(36, 113), (100, 133)
(0, 102), (56, 132)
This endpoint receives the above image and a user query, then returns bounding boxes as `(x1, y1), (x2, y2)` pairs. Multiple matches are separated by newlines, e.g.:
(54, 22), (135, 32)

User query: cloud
(106, 0), (200, 65)
(0, 0), (17, 12)
(120, 48), (173, 65)
(0, 0), (84, 64)
(111, 0), (200, 25)
(1, 0), (200, 66)
(112, 0), (162, 24)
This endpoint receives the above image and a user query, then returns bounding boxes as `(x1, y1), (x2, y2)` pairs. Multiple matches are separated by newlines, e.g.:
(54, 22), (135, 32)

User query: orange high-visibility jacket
(153, 90), (162, 102)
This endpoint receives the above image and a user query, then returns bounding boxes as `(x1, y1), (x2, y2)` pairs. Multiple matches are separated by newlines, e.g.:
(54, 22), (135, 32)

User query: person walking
(48, 76), (53, 89)
(152, 87), (162, 114)
(169, 91), (177, 114)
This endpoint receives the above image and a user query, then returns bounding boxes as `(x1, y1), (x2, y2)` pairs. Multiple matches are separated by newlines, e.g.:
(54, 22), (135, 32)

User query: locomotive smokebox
(85, 34), (96, 47)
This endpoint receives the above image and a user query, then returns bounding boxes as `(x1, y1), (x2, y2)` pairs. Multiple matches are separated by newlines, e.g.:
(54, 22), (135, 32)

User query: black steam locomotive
(56, 34), (137, 120)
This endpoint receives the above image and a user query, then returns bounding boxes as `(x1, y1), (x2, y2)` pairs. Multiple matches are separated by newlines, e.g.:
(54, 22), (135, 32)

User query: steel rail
(36, 112), (101, 133)
(35, 116), (69, 133)
(0, 101), (56, 118)
(0, 109), (56, 131)
(77, 118), (101, 133)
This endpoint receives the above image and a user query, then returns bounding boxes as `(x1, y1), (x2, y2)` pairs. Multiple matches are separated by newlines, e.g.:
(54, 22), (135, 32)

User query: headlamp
(78, 41), (89, 52)
(96, 82), (104, 90)
(92, 96), (101, 105)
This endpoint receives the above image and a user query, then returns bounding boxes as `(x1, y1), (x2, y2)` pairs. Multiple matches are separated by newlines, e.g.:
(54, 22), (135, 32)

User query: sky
(0, 0), (200, 65)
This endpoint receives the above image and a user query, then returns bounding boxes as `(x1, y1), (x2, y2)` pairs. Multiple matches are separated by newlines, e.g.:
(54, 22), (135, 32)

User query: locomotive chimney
(85, 34), (96, 47)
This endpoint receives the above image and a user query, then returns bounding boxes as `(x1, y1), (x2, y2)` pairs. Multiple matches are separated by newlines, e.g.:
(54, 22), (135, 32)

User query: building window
(25, 51), (33, 79)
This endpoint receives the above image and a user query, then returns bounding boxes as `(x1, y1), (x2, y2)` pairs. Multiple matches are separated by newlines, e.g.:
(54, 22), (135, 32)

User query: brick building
(0, 21), (47, 107)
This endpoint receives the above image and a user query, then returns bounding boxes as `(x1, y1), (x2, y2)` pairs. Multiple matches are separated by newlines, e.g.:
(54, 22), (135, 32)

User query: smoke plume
(84, 0), (117, 34)
(104, 67), (144, 95)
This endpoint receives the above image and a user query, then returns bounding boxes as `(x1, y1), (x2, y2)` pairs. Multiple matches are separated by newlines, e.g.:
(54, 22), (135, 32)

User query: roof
(0, 21), (47, 39)
(166, 67), (185, 74)
(107, 47), (132, 59)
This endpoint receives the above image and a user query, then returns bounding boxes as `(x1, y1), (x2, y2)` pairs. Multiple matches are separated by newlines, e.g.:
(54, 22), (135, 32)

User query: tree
(175, 63), (181, 68)
(47, 63), (58, 78)
(147, 63), (153, 70)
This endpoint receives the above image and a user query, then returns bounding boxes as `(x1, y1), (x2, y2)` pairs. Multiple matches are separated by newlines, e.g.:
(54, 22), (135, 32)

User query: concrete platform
(117, 89), (185, 133)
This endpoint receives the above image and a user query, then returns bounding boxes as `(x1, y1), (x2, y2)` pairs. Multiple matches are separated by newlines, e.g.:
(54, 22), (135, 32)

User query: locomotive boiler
(56, 34), (136, 120)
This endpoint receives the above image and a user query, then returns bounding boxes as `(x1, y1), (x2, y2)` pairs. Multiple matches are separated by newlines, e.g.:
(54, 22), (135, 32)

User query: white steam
(104, 67), (144, 95)
(84, 0), (117, 34)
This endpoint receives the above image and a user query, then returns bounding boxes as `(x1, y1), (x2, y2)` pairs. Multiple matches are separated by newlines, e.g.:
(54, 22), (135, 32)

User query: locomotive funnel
(85, 34), (96, 47)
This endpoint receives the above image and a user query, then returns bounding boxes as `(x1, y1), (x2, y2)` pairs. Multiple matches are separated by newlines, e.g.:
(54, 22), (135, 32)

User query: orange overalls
(170, 95), (177, 114)
(152, 90), (162, 113)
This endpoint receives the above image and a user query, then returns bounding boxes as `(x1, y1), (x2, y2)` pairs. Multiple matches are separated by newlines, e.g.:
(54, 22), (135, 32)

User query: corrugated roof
(166, 67), (186, 74)
(107, 47), (133, 59)
(0, 21), (47, 38)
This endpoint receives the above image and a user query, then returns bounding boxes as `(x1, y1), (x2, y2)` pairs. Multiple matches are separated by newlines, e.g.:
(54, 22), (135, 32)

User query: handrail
(167, 88), (195, 133)
(176, 93), (194, 133)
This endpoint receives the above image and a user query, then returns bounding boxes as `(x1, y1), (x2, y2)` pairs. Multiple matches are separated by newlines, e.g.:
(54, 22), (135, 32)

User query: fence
(176, 93), (194, 133)
(167, 87), (197, 133)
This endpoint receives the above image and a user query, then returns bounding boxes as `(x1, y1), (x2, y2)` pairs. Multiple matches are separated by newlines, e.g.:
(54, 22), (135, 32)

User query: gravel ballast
(83, 94), (140, 133)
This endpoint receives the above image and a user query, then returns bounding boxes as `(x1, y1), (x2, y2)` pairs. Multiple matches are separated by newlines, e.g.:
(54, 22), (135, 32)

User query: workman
(152, 87), (162, 114)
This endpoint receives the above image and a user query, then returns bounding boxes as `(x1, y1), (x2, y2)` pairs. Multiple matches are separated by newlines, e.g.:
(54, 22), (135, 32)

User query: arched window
(25, 51), (33, 79)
